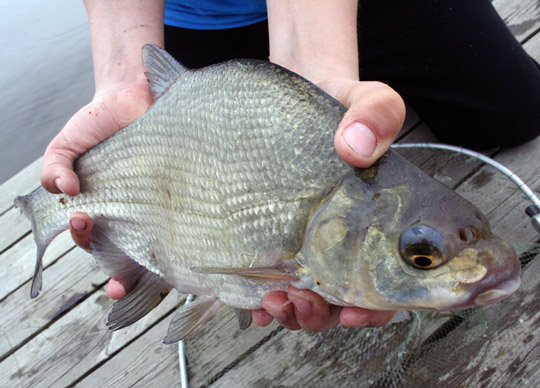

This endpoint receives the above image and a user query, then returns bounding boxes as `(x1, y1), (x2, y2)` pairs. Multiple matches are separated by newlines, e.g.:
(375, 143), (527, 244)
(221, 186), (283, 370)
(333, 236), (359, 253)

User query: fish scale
(15, 45), (520, 341)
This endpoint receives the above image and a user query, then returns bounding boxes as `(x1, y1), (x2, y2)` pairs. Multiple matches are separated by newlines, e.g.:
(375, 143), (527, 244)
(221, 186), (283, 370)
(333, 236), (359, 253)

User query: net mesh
(183, 147), (539, 387)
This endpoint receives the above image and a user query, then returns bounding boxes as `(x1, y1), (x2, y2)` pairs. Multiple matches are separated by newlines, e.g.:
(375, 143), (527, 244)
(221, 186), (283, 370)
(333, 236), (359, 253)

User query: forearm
(84, 0), (165, 92)
(266, 0), (359, 84)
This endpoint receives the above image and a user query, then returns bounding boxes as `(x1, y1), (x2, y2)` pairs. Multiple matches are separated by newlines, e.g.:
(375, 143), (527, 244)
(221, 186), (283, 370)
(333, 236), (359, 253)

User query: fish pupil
(413, 255), (434, 268)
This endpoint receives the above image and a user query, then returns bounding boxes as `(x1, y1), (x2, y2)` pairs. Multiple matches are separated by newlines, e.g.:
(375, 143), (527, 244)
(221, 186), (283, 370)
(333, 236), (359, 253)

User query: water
(0, 0), (94, 184)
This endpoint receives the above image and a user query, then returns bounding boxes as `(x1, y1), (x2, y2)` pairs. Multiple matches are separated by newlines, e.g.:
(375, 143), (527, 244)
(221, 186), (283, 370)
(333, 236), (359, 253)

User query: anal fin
(164, 296), (223, 343)
(107, 270), (171, 330)
(89, 222), (171, 329)
(234, 308), (252, 330)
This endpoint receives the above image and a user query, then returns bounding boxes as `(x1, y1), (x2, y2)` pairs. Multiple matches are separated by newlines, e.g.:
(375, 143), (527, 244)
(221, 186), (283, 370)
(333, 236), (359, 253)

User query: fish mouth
(440, 275), (520, 311)
(473, 277), (521, 305)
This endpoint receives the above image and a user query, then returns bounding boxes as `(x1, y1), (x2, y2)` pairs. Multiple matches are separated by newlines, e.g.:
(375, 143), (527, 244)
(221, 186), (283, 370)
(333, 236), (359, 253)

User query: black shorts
(164, 0), (540, 149)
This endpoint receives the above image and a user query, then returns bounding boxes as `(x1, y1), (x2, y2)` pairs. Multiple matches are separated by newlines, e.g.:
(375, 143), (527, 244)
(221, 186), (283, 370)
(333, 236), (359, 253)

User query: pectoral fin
(190, 262), (300, 282)
(164, 295), (223, 343)
(386, 310), (411, 325)
(90, 223), (148, 289)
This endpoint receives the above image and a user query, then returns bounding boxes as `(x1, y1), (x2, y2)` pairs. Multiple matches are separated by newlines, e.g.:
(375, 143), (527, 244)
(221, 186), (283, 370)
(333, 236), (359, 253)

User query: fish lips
(473, 277), (521, 305)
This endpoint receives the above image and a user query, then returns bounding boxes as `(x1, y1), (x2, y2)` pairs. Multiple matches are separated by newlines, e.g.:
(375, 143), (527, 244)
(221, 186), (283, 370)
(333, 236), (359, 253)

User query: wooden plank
(183, 307), (280, 386)
(206, 313), (451, 388)
(0, 247), (106, 359)
(0, 207), (32, 253)
(0, 286), (181, 388)
(0, 289), (111, 388)
(75, 317), (181, 388)
(523, 23), (540, 58)
(456, 135), (540, 246)
(77, 307), (280, 387)
(493, 0), (540, 42)
(394, 123), (493, 190)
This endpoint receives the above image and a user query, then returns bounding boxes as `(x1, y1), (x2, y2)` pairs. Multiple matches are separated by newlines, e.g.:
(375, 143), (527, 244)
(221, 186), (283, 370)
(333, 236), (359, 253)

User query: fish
(14, 44), (520, 343)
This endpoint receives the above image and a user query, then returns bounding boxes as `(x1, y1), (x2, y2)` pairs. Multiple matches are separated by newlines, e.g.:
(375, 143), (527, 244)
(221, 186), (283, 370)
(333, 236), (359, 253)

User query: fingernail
(70, 217), (87, 233)
(55, 178), (65, 194)
(342, 123), (377, 157)
(292, 297), (312, 314)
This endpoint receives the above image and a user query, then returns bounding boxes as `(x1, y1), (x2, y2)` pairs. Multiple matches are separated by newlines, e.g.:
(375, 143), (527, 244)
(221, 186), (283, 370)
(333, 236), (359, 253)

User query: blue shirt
(165, 0), (268, 30)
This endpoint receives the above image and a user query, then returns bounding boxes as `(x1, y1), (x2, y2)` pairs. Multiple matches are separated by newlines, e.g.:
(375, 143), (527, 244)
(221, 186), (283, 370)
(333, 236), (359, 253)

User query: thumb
(331, 80), (406, 168)
(41, 102), (120, 196)
(41, 87), (152, 196)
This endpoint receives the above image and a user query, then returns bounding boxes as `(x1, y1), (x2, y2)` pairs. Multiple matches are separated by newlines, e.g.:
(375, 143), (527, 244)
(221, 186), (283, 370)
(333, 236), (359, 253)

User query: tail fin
(14, 188), (70, 298)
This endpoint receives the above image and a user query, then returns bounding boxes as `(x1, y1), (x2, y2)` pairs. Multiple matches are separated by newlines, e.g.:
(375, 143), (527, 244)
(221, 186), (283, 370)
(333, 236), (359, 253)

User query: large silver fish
(15, 45), (520, 342)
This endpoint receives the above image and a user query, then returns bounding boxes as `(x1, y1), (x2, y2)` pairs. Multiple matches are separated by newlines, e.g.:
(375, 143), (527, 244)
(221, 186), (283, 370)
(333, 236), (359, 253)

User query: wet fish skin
(16, 45), (349, 306)
(14, 45), (520, 341)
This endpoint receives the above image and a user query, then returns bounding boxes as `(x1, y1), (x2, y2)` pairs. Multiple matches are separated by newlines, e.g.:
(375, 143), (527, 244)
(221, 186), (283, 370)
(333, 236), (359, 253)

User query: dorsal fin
(142, 44), (188, 101)
(234, 308), (253, 330)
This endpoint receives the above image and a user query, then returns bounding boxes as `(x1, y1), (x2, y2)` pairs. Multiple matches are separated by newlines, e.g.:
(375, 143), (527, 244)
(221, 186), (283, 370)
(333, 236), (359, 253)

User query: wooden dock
(1, 1), (539, 387)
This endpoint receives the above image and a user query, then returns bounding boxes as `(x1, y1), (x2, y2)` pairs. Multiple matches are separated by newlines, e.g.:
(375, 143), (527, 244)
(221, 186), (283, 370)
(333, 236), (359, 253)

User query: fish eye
(399, 225), (447, 270)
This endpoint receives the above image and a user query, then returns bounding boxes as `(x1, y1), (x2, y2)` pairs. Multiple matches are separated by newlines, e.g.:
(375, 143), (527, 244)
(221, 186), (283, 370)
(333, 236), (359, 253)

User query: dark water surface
(0, 0), (94, 183)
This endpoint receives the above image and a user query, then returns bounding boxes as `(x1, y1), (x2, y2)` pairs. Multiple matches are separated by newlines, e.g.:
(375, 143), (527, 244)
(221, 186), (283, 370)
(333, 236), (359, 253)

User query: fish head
(300, 156), (520, 311)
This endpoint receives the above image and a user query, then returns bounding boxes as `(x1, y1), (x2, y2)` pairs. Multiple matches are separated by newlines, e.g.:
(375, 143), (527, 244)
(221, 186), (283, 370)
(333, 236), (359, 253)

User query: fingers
(331, 80), (406, 168)
(261, 290), (301, 330)
(69, 212), (93, 251)
(288, 287), (341, 331)
(41, 102), (112, 196)
(106, 279), (128, 300)
(255, 287), (341, 331)
(253, 287), (398, 331)
(340, 307), (397, 328)
(69, 212), (126, 300)
(252, 309), (275, 327)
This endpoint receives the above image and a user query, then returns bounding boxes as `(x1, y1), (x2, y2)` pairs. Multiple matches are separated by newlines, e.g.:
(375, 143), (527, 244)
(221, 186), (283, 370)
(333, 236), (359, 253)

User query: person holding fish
(39, 0), (540, 333)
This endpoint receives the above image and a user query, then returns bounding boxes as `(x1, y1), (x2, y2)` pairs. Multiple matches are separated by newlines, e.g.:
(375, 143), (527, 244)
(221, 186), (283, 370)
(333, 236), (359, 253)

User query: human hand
(41, 0), (164, 298)
(43, 84), (153, 300)
(41, 84), (152, 195)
